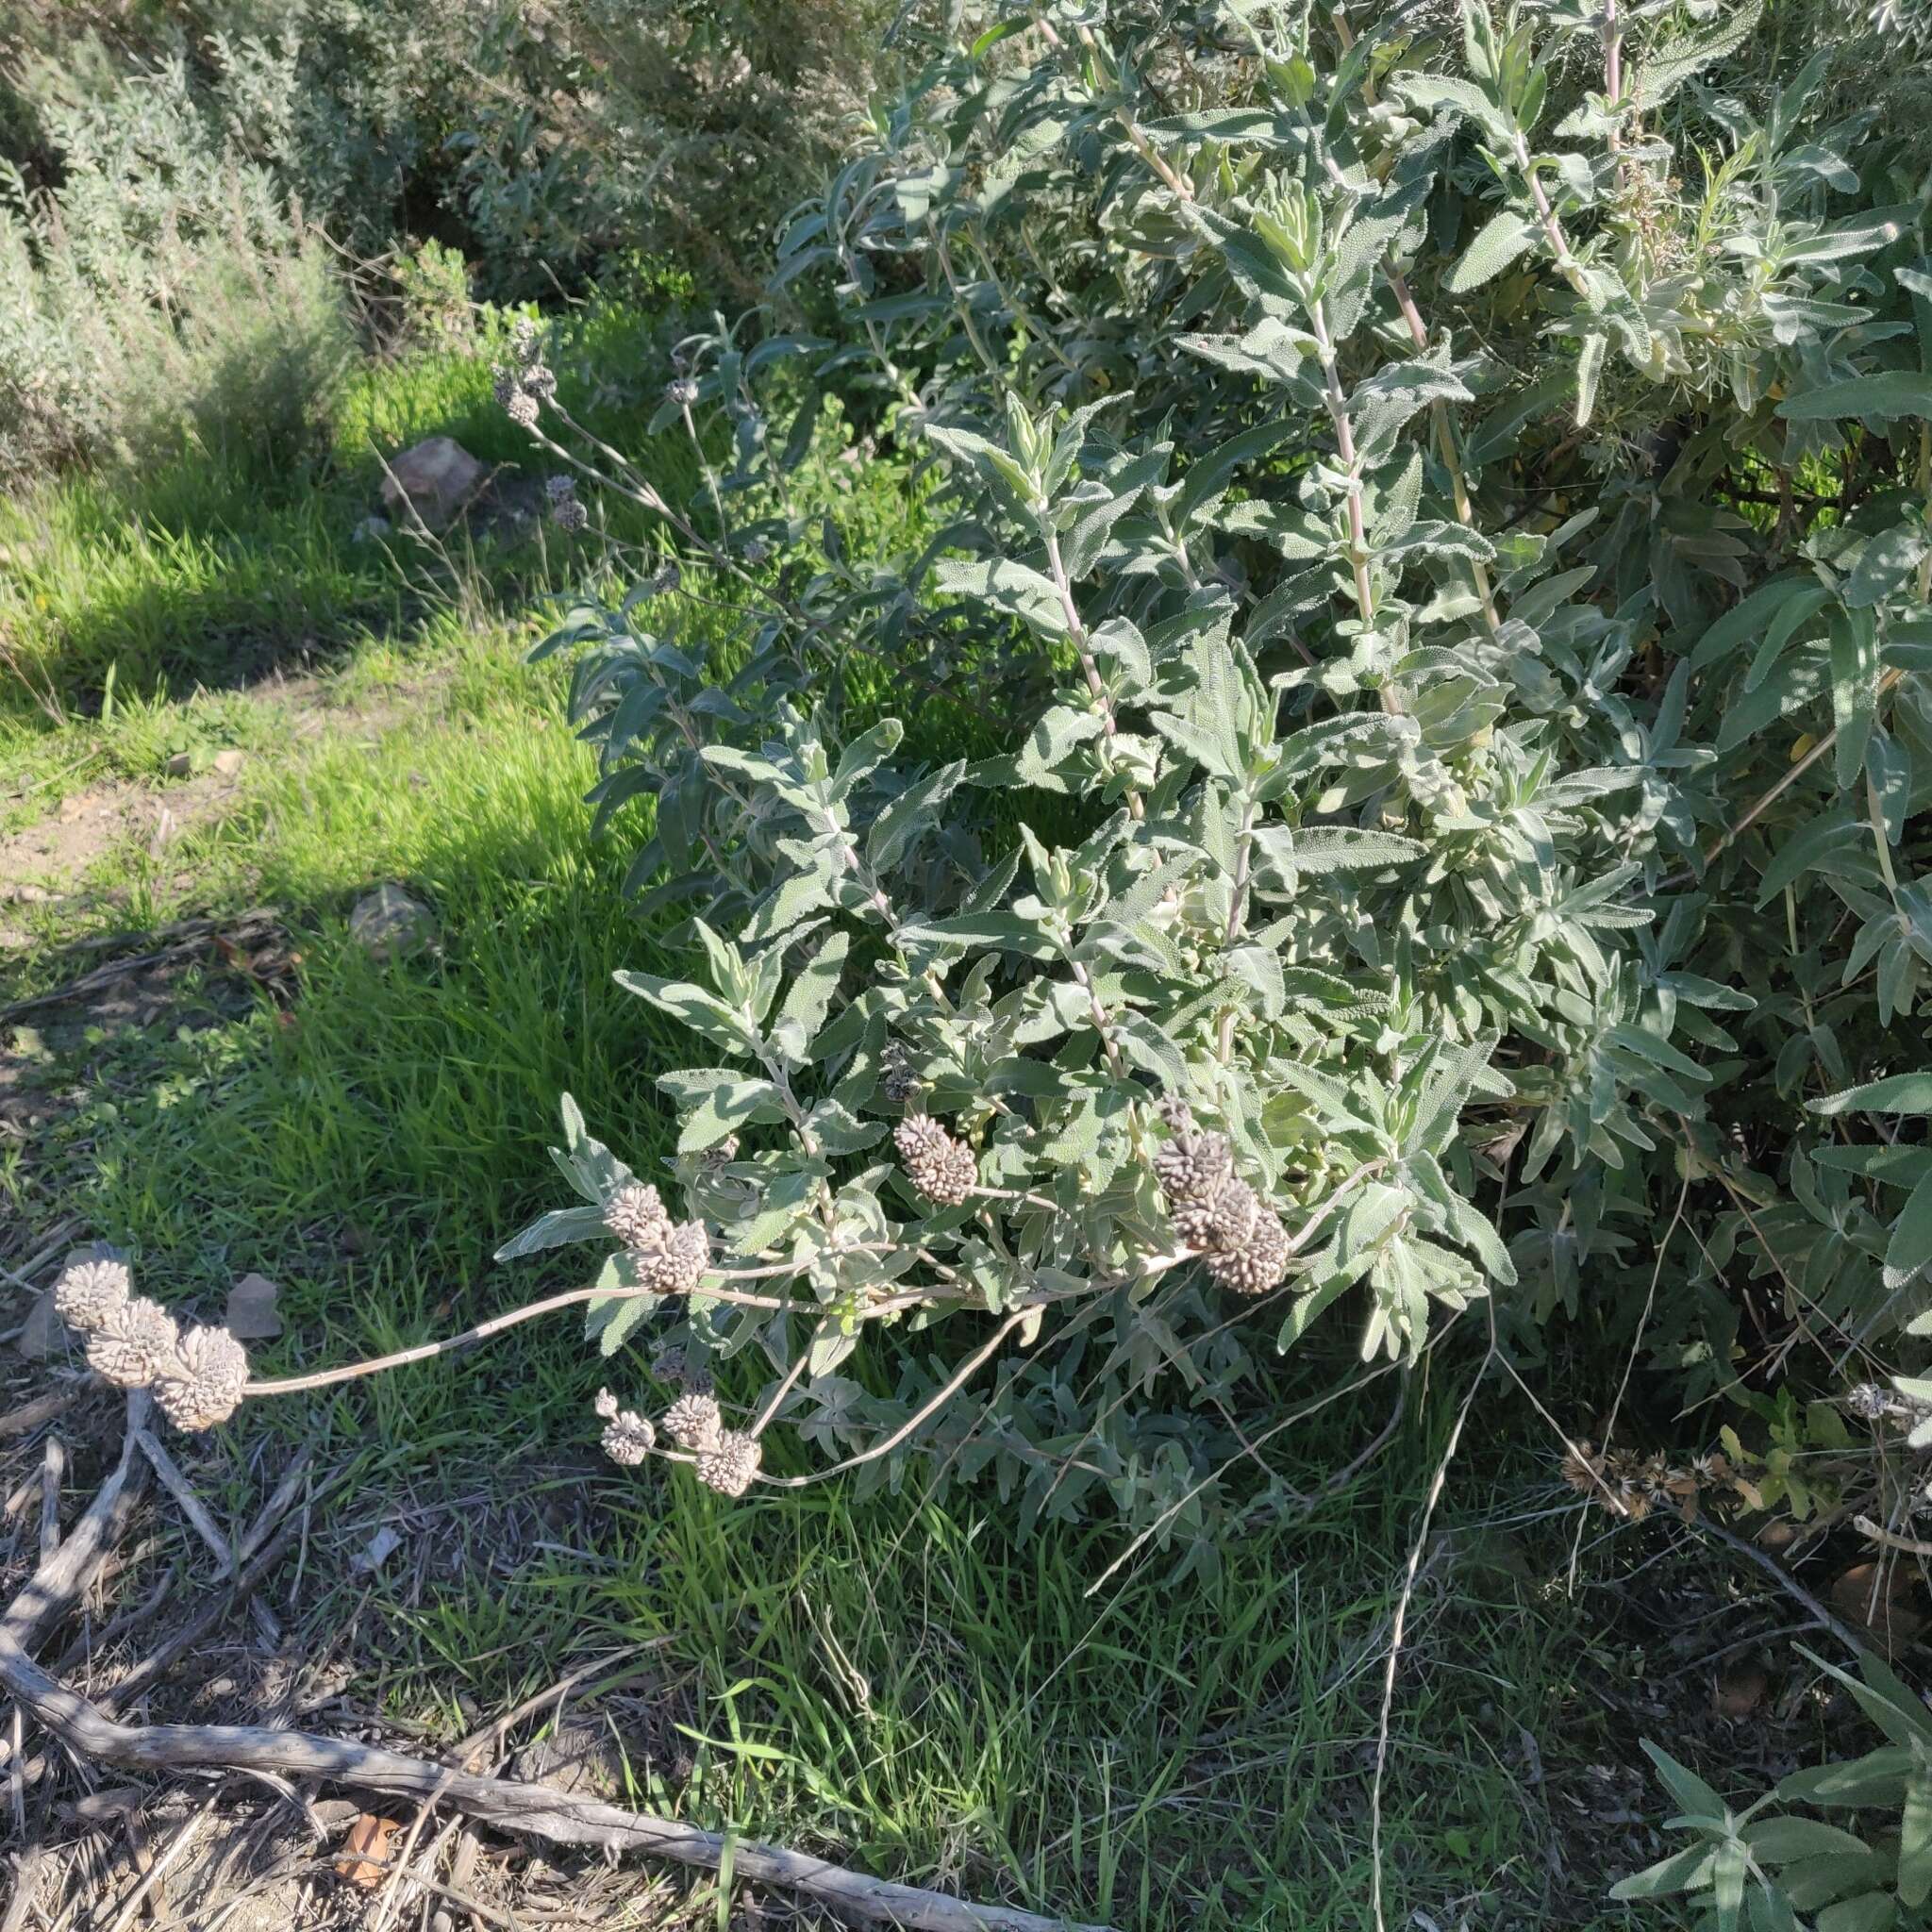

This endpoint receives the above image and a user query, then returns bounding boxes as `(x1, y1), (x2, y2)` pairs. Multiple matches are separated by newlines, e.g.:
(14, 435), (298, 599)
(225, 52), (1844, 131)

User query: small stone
(379, 438), (488, 531)
(224, 1272), (283, 1341)
(164, 752), (194, 777)
(348, 885), (437, 960)
(211, 749), (246, 778)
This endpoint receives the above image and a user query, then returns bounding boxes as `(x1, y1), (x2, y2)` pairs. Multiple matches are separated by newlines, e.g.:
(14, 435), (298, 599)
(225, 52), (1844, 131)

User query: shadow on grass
(0, 301), (691, 730)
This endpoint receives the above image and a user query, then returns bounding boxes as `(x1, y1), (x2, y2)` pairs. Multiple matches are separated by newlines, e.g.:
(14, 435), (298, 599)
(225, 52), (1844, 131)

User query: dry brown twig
(0, 1400), (1111, 1932)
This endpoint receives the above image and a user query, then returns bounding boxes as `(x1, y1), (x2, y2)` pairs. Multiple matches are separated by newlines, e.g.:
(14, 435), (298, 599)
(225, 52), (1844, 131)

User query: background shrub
(0, 60), (352, 478)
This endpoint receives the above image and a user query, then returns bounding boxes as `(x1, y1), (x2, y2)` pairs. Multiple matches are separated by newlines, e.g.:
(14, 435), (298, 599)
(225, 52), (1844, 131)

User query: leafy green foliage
(509, 0), (1930, 1583)
(1619, 1649), (1932, 1932)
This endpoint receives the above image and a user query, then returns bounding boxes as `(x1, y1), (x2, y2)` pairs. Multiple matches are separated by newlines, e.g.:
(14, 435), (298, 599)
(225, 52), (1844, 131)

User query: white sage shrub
(483, 0), (1927, 1561)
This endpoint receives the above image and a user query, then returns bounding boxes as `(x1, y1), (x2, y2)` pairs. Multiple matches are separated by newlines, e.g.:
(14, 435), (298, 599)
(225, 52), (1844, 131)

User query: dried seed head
(1154, 1120), (1290, 1294)
(491, 365), (520, 408)
(1201, 1191), (1291, 1296)
(878, 1041), (921, 1107)
(663, 1391), (723, 1451)
(1157, 1130), (1236, 1216)
(523, 361), (558, 401)
(665, 376), (700, 408)
(509, 317), (541, 366)
(654, 560), (682, 596)
(53, 1257), (132, 1332)
(1560, 1441), (1604, 1497)
(741, 537), (770, 565)
(87, 1298), (181, 1389)
(552, 494), (588, 532)
(634, 1218), (710, 1295)
(153, 1325), (249, 1431)
(505, 388), (541, 429)
(606, 1183), (673, 1251)
(545, 474), (576, 504)
(599, 1395), (656, 1466)
(1637, 1453), (1674, 1505)
(893, 1115), (976, 1207)
(695, 1429), (760, 1497)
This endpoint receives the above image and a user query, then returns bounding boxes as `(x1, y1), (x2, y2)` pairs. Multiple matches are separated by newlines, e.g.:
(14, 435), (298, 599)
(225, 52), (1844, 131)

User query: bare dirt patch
(0, 766), (244, 932)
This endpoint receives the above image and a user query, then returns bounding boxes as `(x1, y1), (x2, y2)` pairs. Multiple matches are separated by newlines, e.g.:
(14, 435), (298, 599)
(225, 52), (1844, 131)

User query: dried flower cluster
(1153, 1101), (1290, 1296)
(603, 1183), (710, 1293)
(495, 318), (549, 430)
(662, 1389), (722, 1449)
(878, 1041), (921, 1107)
(592, 1384), (759, 1497)
(593, 1388), (656, 1465)
(893, 1115), (976, 1207)
(695, 1430), (760, 1497)
(1561, 1442), (1737, 1523)
(52, 1257), (249, 1432)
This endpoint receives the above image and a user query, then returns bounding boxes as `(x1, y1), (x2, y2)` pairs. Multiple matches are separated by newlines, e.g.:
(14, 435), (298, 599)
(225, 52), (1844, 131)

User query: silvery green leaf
(658, 1071), (788, 1150)
(1574, 329), (1607, 426)
(494, 1205), (610, 1263)
(774, 931), (850, 1060)
(1015, 705), (1107, 791)
(896, 912), (1058, 958)
(1627, 0), (1761, 111)
(866, 760), (966, 872)
(1174, 320), (1317, 387)
(614, 972), (763, 1058)
(932, 558), (1066, 639)
(1387, 74), (1516, 146)
(1777, 372), (1932, 423)
(1444, 209), (1536, 293)
(829, 718), (905, 799)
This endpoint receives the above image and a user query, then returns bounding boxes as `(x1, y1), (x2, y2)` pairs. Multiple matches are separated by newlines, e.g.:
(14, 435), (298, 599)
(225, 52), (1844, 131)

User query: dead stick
(4, 1393), (149, 1656)
(0, 1638), (1104, 1932)
(0, 1400), (1104, 1932)
(1697, 1520), (1869, 1657)
(0, 1391), (80, 1441)
(1855, 1514), (1932, 1559)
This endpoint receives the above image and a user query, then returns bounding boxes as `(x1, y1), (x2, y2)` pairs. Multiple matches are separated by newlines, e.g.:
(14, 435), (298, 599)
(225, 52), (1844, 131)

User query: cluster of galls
(494, 318), (556, 430)
(1152, 1097), (1291, 1295)
(603, 1183), (711, 1294)
(893, 1114), (977, 1208)
(1562, 1441), (1735, 1523)
(593, 1385), (761, 1497)
(53, 1258), (248, 1432)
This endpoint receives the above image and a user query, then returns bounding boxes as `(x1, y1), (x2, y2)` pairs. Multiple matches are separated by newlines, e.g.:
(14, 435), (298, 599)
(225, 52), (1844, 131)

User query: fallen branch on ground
(0, 1401), (1108, 1932)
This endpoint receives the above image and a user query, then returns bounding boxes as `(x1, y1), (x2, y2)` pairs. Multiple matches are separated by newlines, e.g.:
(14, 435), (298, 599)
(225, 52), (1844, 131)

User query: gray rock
(378, 437), (487, 531)
(348, 884), (438, 960)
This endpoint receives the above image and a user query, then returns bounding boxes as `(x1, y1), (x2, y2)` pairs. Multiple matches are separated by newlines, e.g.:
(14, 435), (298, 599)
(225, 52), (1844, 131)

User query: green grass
(3, 636), (1626, 1926)
(0, 313), (1640, 1930)
(0, 299), (701, 762)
